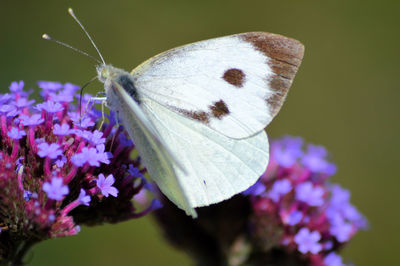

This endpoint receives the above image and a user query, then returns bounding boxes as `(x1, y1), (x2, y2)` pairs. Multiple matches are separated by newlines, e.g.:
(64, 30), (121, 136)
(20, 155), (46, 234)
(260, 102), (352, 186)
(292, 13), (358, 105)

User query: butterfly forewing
(131, 32), (304, 139)
(107, 80), (196, 217)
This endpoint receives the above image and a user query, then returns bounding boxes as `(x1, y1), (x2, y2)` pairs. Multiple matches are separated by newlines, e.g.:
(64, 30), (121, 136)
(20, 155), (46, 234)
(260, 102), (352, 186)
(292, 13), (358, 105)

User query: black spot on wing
(209, 100), (230, 119)
(176, 108), (210, 124)
(222, 68), (246, 87)
(174, 99), (229, 124)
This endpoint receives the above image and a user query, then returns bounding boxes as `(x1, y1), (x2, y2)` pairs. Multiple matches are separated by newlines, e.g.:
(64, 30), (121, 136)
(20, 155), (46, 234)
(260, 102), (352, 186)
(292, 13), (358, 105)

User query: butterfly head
(96, 64), (120, 83)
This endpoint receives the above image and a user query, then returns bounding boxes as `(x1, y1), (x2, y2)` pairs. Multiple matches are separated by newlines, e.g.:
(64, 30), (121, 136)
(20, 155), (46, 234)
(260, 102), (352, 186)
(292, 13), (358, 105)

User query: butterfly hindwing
(140, 98), (269, 208)
(131, 32), (304, 139)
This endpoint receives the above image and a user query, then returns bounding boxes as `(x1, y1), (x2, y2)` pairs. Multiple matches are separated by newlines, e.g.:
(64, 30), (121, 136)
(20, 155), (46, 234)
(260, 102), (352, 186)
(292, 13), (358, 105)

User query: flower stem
(3, 238), (39, 266)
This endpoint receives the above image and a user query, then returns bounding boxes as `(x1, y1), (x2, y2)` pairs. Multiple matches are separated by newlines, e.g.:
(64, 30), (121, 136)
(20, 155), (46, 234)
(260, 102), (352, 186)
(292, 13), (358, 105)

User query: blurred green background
(1, 0), (399, 265)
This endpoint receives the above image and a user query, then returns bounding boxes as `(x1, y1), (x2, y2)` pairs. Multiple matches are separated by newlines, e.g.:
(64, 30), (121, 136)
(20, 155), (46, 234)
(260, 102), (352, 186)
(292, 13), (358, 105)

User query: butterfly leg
(81, 93), (106, 119)
(95, 100), (107, 130)
(109, 111), (121, 150)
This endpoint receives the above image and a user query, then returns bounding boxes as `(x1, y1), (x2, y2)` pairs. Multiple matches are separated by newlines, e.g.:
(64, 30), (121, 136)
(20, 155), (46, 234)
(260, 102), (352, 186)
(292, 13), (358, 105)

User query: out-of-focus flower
(42, 177), (69, 201)
(294, 228), (322, 254)
(295, 182), (324, 206)
(154, 136), (368, 266)
(324, 252), (344, 266)
(7, 128), (27, 140)
(78, 189), (91, 206)
(53, 123), (71, 135)
(96, 174), (119, 197)
(0, 80), (156, 265)
(37, 142), (63, 159)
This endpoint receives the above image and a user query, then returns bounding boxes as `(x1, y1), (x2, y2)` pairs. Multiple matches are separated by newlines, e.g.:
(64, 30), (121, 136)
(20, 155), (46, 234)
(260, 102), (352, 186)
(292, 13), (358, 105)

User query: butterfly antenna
(42, 34), (101, 64)
(68, 8), (106, 65)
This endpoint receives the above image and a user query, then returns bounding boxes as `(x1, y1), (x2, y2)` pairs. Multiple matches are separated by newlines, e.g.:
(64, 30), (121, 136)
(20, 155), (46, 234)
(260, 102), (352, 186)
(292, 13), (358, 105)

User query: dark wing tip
(240, 32), (304, 67)
(239, 32), (305, 117)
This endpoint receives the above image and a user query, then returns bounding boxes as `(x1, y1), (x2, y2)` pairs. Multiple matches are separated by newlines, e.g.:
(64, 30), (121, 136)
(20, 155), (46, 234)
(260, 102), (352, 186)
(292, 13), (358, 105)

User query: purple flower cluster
(0, 80), (155, 264)
(247, 136), (368, 265)
(153, 136), (368, 266)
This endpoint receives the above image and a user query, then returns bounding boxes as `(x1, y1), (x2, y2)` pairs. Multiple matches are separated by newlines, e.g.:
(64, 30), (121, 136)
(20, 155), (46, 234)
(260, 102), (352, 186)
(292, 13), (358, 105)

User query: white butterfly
(47, 9), (304, 218)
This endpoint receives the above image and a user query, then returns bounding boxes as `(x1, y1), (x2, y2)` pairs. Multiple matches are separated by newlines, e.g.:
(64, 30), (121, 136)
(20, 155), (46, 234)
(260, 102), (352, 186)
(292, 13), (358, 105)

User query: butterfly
(46, 9), (304, 218)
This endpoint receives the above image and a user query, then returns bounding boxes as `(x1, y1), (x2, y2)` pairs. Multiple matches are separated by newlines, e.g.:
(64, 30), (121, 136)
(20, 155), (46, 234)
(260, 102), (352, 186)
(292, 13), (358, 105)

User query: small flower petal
(37, 142), (63, 159)
(96, 174), (119, 197)
(7, 127), (26, 140)
(78, 189), (91, 206)
(42, 177), (69, 201)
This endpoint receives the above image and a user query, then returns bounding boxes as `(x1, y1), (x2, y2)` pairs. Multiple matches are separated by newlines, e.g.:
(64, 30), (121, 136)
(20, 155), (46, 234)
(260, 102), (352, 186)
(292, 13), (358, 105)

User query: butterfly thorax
(97, 64), (140, 104)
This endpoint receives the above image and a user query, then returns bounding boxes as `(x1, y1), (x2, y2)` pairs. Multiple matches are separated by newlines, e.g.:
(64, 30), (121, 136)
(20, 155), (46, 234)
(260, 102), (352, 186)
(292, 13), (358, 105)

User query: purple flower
(0, 105), (15, 113)
(19, 114), (44, 126)
(78, 130), (93, 141)
(70, 129), (83, 137)
(35, 100), (64, 113)
(0, 104), (18, 117)
(78, 189), (91, 206)
(68, 112), (81, 123)
(329, 185), (350, 207)
(96, 174), (118, 197)
(9, 81), (24, 93)
(70, 153), (86, 167)
(24, 190), (33, 201)
(284, 210), (303, 226)
(329, 218), (353, 242)
(42, 177), (69, 200)
(273, 136), (303, 167)
(302, 144), (336, 174)
(71, 147), (101, 167)
(154, 135), (368, 265)
(55, 155), (67, 167)
(0, 93), (12, 104)
(37, 142), (63, 159)
(295, 182), (324, 206)
(90, 130), (106, 146)
(49, 91), (74, 103)
(63, 82), (80, 93)
(53, 123), (71, 136)
(118, 130), (133, 147)
(35, 137), (45, 144)
(150, 199), (163, 210)
(96, 144), (111, 164)
(324, 252), (344, 266)
(8, 127), (26, 140)
(74, 117), (95, 128)
(0, 80), (149, 260)
(243, 181), (266, 196)
(83, 147), (103, 166)
(327, 185), (369, 229)
(128, 164), (143, 178)
(342, 204), (368, 228)
(38, 81), (63, 91)
(14, 98), (35, 108)
(294, 228), (322, 254)
(268, 179), (292, 202)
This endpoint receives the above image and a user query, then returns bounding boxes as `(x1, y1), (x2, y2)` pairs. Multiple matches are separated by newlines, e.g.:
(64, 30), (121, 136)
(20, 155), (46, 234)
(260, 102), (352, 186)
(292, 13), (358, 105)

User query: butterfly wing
(140, 97), (269, 208)
(131, 32), (304, 139)
(105, 32), (303, 216)
(105, 79), (197, 217)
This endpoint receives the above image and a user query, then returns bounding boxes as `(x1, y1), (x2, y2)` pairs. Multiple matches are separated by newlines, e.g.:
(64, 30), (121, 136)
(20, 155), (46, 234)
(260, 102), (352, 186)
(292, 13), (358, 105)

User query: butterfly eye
(101, 69), (108, 79)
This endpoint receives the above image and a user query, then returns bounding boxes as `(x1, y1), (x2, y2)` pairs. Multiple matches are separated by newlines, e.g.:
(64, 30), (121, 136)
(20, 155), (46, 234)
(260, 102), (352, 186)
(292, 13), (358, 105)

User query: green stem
(4, 239), (39, 266)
